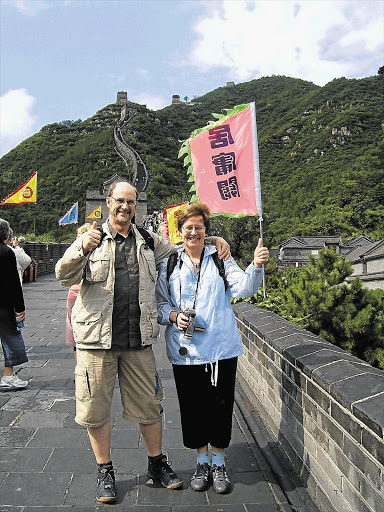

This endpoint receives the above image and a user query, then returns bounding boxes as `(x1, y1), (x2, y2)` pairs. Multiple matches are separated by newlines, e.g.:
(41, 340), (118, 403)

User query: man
(55, 181), (230, 503)
(0, 219), (29, 391)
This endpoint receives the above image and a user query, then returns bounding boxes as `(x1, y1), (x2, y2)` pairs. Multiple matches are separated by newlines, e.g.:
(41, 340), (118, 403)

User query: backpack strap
(137, 226), (154, 251)
(166, 252), (182, 293)
(166, 250), (228, 292)
(211, 251), (229, 291)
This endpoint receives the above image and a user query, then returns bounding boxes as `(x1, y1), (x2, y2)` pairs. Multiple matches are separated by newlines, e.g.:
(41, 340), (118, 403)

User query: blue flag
(59, 202), (78, 225)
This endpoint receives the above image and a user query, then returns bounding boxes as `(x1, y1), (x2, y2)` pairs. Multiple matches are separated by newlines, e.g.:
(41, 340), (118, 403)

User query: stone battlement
(233, 302), (384, 512)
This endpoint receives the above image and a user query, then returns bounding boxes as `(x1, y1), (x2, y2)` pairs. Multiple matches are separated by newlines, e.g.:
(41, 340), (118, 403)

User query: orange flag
(1, 172), (37, 205)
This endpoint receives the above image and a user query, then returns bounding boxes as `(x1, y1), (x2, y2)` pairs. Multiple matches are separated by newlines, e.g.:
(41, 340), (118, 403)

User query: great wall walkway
(0, 274), (320, 511)
(114, 106), (149, 192)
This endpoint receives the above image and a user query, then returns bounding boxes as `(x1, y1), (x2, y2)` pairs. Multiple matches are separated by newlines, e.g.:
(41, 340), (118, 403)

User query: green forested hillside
(0, 74), (383, 249)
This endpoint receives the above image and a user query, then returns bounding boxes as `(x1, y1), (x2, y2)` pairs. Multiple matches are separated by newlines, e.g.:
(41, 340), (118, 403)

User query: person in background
(55, 181), (230, 504)
(66, 223), (92, 362)
(6, 230), (32, 285)
(156, 201), (269, 494)
(0, 219), (29, 391)
(17, 236), (32, 258)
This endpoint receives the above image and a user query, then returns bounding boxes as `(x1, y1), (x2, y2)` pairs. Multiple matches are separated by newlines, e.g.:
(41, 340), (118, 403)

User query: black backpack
(137, 226), (155, 251)
(166, 251), (228, 291)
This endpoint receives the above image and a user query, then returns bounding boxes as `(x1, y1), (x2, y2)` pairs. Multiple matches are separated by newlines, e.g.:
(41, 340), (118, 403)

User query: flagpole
(259, 216), (266, 298)
(33, 204), (37, 241)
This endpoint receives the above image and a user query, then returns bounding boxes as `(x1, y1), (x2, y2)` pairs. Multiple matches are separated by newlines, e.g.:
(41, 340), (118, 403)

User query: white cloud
(137, 68), (150, 78)
(132, 93), (169, 110)
(186, 0), (384, 85)
(0, 89), (37, 157)
(11, 0), (70, 16)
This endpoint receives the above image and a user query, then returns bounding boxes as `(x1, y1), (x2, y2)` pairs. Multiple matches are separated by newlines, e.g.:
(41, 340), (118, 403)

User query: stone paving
(0, 274), (297, 511)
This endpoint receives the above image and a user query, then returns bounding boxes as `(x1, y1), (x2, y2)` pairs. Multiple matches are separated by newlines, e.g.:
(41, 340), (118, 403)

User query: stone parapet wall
(24, 243), (70, 277)
(233, 302), (384, 512)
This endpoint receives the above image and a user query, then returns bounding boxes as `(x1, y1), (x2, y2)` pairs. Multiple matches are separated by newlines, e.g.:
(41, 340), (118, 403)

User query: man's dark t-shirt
(109, 223), (141, 349)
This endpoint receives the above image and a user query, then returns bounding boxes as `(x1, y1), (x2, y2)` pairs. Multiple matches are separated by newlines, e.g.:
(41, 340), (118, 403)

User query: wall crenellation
(233, 302), (384, 512)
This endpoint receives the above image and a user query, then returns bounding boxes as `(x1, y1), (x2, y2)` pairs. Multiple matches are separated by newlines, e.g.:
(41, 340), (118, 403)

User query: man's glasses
(109, 197), (137, 207)
(182, 226), (206, 233)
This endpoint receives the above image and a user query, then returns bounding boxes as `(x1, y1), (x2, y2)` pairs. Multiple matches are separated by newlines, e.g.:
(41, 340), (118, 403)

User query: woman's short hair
(177, 202), (211, 233)
(0, 218), (11, 242)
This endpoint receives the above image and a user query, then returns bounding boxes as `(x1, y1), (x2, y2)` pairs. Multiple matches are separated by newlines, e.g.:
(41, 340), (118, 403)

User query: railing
(233, 302), (384, 512)
(22, 242), (70, 280)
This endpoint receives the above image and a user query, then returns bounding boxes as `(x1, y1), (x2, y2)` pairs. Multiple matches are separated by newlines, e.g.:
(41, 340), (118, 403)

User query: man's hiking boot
(147, 454), (183, 489)
(96, 464), (116, 503)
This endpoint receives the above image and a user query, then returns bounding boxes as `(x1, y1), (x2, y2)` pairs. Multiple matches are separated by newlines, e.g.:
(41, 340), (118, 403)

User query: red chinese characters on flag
(189, 102), (262, 217)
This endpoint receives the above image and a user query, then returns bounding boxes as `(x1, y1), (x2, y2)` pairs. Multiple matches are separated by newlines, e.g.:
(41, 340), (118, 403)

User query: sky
(1, 0), (383, 157)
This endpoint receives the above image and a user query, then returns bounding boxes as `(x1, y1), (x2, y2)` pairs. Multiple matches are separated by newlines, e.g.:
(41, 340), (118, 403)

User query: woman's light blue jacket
(156, 245), (264, 366)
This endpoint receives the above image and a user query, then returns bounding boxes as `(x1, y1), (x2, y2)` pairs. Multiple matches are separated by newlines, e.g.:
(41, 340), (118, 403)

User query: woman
(156, 202), (269, 494)
(0, 219), (29, 391)
(65, 223), (91, 362)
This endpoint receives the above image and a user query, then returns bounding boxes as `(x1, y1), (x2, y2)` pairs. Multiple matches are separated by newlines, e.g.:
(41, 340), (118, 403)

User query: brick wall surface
(233, 302), (384, 512)
(24, 242), (70, 278)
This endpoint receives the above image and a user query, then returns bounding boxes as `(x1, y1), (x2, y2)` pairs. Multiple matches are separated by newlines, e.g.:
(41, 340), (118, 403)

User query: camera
(183, 309), (196, 339)
(183, 309), (205, 339)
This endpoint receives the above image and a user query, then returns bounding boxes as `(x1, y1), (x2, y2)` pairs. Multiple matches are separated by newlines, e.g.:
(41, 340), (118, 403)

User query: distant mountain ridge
(0, 74), (382, 247)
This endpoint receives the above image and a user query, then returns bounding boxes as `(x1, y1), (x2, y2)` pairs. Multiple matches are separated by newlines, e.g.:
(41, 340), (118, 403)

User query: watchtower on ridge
(116, 91), (128, 105)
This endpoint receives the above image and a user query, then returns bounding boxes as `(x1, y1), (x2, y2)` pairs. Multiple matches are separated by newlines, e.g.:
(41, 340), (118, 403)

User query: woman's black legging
(172, 357), (238, 449)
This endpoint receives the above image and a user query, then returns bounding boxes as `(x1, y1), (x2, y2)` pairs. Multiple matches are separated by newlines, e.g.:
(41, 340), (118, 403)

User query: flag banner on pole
(1, 172), (37, 205)
(178, 102), (262, 218)
(165, 201), (188, 243)
(160, 221), (170, 241)
(85, 204), (102, 220)
(58, 202), (78, 225)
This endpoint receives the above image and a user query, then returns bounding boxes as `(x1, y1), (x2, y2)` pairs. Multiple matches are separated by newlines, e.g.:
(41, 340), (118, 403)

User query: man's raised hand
(82, 221), (101, 255)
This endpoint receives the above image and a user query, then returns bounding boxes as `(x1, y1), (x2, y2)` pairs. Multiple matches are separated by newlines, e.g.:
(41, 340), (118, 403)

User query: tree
(58, 119), (82, 127)
(278, 249), (384, 368)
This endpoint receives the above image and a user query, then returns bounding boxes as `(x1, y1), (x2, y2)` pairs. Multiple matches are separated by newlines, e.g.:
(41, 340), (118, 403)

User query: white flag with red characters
(179, 103), (262, 218)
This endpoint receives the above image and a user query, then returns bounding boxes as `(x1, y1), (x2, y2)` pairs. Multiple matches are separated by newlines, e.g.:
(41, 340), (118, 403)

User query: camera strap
(191, 249), (205, 309)
(177, 248), (205, 310)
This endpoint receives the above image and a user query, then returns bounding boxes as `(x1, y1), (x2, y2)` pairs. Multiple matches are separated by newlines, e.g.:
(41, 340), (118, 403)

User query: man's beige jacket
(55, 222), (176, 349)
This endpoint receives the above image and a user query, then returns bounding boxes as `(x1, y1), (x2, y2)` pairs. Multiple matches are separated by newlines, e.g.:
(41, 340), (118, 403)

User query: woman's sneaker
(0, 374), (28, 391)
(190, 462), (210, 491)
(212, 464), (230, 494)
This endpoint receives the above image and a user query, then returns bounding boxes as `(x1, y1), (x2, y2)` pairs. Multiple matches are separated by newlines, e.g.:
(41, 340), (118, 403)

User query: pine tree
(279, 249), (384, 369)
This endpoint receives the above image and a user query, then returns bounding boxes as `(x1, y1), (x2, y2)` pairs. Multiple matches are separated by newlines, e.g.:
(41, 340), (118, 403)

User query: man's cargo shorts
(74, 346), (163, 428)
